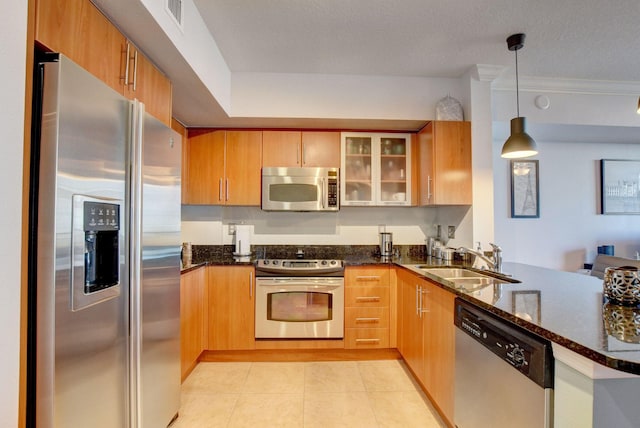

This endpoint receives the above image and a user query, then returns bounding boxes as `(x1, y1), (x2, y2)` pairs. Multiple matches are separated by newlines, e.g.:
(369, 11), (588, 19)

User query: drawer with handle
(345, 328), (390, 348)
(345, 285), (389, 307)
(345, 307), (389, 328)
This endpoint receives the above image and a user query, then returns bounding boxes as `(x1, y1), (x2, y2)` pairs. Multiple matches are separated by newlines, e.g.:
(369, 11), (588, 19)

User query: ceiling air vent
(166, 0), (183, 28)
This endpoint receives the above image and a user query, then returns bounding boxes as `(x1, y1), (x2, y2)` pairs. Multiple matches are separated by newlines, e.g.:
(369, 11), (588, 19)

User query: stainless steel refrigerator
(29, 53), (181, 427)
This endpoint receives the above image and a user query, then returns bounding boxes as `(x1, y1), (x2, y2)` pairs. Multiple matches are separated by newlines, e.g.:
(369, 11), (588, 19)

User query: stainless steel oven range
(255, 258), (344, 339)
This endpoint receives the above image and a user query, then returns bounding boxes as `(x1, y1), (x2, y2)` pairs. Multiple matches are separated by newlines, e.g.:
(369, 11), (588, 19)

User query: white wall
(181, 205), (473, 249)
(494, 139), (640, 271)
(0, 1), (28, 426)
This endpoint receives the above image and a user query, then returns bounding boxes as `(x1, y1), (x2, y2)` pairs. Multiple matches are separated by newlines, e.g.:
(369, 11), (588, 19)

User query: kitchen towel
(234, 225), (251, 256)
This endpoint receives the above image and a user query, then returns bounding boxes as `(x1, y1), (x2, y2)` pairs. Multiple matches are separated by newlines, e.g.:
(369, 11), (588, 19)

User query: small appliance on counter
(234, 224), (252, 256)
(379, 232), (393, 257)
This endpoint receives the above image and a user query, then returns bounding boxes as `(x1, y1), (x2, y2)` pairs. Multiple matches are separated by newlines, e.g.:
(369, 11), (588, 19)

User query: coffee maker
(379, 232), (393, 257)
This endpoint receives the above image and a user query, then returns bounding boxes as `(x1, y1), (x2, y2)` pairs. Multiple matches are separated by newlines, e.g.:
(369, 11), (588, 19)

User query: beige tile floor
(172, 359), (446, 427)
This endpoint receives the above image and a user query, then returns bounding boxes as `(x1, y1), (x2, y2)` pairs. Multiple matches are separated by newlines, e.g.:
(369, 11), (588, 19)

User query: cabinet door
(378, 134), (411, 205)
(262, 130), (301, 167)
(423, 281), (455, 425)
(127, 46), (172, 127)
(225, 131), (263, 205)
(301, 131), (341, 168)
(341, 133), (412, 206)
(419, 121), (472, 205)
(397, 270), (425, 383)
(180, 267), (207, 380)
(207, 266), (255, 350)
(36, 0), (125, 94)
(342, 134), (374, 205)
(184, 130), (225, 204)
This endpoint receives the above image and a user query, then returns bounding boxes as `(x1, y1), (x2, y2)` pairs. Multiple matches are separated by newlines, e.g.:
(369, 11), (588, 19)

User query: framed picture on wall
(510, 160), (539, 218)
(600, 159), (640, 214)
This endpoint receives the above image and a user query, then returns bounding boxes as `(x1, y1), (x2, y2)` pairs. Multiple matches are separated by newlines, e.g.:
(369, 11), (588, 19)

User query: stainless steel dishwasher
(454, 298), (554, 428)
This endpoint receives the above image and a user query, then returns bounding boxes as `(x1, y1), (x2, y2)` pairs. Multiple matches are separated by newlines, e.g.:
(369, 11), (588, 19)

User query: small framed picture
(510, 160), (539, 218)
(512, 290), (541, 324)
(600, 159), (640, 214)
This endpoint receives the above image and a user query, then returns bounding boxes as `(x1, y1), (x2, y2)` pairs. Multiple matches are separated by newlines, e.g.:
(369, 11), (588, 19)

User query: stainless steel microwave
(261, 167), (339, 211)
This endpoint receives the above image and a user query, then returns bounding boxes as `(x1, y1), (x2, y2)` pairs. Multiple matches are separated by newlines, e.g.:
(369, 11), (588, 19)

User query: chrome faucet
(457, 243), (503, 273)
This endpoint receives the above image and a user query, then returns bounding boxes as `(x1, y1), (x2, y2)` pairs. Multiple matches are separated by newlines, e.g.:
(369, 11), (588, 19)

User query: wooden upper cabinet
(301, 131), (341, 167)
(262, 130), (340, 168)
(124, 43), (173, 126)
(183, 130), (262, 206)
(225, 131), (263, 205)
(36, 0), (124, 93)
(35, 0), (172, 127)
(262, 131), (301, 167)
(418, 121), (472, 205)
(184, 130), (225, 205)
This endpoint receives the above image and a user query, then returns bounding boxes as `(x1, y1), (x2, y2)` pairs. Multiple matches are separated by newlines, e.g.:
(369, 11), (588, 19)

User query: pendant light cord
(515, 48), (520, 117)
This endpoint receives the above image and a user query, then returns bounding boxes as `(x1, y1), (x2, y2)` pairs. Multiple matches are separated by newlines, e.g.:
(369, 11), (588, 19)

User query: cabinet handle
(427, 176), (432, 202)
(225, 178), (229, 201)
(297, 146), (301, 165)
(355, 275), (381, 281)
(301, 144), (305, 165)
(355, 317), (380, 323)
(356, 296), (380, 302)
(355, 338), (380, 343)
(122, 43), (131, 85)
(249, 271), (253, 298)
(132, 50), (139, 91)
(416, 285), (421, 317)
(421, 287), (430, 314)
(218, 178), (223, 201)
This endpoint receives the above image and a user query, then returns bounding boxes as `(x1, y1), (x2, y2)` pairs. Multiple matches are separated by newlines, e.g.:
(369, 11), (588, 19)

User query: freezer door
(35, 55), (129, 427)
(129, 102), (182, 428)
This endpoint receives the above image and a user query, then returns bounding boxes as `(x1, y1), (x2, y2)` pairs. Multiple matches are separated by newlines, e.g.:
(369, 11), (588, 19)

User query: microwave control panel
(327, 170), (338, 207)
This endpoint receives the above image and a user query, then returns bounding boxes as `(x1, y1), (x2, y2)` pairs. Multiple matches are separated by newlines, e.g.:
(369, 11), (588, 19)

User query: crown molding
(493, 75), (640, 95)
(470, 64), (506, 82)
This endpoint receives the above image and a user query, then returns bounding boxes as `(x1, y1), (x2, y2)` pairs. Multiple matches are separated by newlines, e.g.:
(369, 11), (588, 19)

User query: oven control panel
(256, 259), (344, 277)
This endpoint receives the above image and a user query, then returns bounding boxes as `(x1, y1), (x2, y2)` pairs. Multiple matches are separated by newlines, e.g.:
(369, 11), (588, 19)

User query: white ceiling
(194, 0), (640, 81)
(95, 0), (640, 136)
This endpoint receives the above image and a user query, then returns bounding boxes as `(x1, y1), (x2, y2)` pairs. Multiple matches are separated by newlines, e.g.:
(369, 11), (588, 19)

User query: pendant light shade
(501, 33), (538, 159)
(501, 117), (538, 158)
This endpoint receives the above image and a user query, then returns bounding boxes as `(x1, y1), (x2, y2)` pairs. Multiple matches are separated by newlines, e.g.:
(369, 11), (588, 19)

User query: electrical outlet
(448, 225), (456, 239)
(436, 224), (442, 239)
(228, 223), (236, 235)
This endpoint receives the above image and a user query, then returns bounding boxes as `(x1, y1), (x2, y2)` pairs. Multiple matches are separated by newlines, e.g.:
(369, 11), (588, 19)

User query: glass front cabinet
(341, 133), (412, 206)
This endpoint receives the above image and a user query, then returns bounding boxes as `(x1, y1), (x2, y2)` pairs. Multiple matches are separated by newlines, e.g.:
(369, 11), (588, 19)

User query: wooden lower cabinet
(180, 266), (207, 381)
(397, 268), (455, 426)
(344, 266), (390, 349)
(207, 266), (255, 350)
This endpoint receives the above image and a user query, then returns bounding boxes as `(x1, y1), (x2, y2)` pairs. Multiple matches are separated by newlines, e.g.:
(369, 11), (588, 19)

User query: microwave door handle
(321, 178), (325, 209)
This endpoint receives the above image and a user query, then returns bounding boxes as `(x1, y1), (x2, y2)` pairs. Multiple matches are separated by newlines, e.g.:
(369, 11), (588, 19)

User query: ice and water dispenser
(71, 195), (122, 311)
(83, 201), (120, 293)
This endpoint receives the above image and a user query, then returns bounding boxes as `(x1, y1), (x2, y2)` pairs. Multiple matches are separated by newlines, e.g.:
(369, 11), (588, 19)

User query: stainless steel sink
(402, 265), (520, 292)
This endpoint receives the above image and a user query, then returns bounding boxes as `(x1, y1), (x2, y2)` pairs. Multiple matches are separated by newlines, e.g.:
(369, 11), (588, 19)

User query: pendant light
(501, 33), (538, 159)
(637, 96), (640, 114)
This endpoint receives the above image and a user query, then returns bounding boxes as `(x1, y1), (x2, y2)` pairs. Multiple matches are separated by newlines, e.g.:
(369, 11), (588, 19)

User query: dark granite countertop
(397, 261), (640, 376)
(184, 244), (640, 374)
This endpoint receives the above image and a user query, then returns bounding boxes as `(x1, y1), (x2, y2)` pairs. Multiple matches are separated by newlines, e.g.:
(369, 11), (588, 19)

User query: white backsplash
(181, 205), (473, 247)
